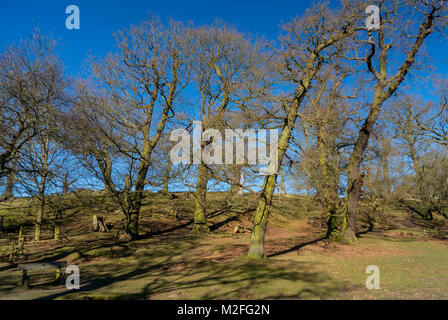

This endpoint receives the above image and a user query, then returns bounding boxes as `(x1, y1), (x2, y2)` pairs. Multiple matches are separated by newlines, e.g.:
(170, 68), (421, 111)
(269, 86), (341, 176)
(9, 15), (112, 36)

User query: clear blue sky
(0, 0), (311, 76)
(1, 0), (446, 76)
(1, 1), (446, 194)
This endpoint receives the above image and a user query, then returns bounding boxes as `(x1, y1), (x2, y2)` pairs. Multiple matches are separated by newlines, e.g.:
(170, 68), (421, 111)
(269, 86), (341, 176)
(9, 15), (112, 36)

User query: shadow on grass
(209, 216), (239, 232)
(267, 237), (327, 258)
(139, 219), (194, 239)
(30, 234), (347, 300)
(1, 204), (351, 300)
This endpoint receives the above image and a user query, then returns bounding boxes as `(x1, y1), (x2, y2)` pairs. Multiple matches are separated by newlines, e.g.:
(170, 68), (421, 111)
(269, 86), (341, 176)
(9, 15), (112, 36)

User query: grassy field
(0, 192), (447, 300)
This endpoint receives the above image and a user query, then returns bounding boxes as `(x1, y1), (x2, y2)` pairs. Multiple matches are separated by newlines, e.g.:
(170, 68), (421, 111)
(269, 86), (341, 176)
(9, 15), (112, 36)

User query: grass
(0, 192), (447, 300)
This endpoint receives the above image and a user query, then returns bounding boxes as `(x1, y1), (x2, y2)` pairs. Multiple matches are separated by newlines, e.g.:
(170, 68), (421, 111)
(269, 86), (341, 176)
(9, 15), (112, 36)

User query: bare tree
(295, 62), (358, 239)
(67, 16), (193, 240)
(248, 1), (361, 258)
(0, 32), (59, 181)
(386, 95), (430, 202)
(187, 23), (268, 234)
(341, 0), (447, 242)
(11, 39), (69, 240)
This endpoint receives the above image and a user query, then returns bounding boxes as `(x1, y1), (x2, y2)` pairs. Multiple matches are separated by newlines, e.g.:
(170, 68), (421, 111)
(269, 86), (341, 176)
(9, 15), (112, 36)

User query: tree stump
(92, 215), (109, 233)
(114, 229), (132, 242)
(232, 224), (251, 234)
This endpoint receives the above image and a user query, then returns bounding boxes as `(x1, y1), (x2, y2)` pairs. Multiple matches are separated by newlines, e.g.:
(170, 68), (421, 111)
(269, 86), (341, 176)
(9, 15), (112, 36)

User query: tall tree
(188, 23), (267, 234)
(0, 32), (58, 181)
(248, 1), (361, 258)
(68, 16), (193, 240)
(341, 0), (447, 242)
(10, 35), (69, 241)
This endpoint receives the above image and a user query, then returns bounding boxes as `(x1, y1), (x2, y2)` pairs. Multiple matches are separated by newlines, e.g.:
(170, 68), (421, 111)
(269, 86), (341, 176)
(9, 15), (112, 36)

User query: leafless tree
(66, 16), (194, 240)
(341, 0), (447, 242)
(248, 1), (362, 258)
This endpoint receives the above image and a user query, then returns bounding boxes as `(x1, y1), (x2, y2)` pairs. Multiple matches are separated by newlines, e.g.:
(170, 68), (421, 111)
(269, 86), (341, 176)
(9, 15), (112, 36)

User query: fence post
(18, 226), (24, 255)
(54, 225), (60, 240)
(8, 241), (15, 262)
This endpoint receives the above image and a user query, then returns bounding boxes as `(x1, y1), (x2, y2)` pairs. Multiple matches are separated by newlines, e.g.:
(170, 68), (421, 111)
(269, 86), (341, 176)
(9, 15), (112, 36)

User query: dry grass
(0, 192), (447, 300)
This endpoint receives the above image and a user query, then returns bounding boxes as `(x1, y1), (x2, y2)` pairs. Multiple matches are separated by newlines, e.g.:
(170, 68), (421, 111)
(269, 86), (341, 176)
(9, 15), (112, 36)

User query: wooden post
(18, 226), (24, 255)
(18, 226), (23, 242)
(54, 225), (59, 240)
(92, 215), (99, 232)
(9, 241), (15, 262)
(0, 216), (4, 233)
(55, 267), (61, 283)
(22, 270), (29, 288)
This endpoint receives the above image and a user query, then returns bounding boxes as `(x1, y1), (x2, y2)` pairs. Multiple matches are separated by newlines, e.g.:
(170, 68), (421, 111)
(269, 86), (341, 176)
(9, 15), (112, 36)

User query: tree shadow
(11, 226), (349, 301)
(356, 226), (376, 238)
(139, 219), (194, 240)
(267, 237), (327, 258)
(39, 251), (346, 300)
(144, 259), (345, 300)
(1, 202), (352, 300)
(209, 216), (239, 232)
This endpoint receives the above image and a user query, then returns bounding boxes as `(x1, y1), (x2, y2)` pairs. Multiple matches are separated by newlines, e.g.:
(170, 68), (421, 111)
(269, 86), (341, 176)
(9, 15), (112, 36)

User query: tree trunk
(341, 5), (437, 242)
(192, 163), (210, 234)
(320, 139), (341, 241)
(238, 170), (244, 196)
(125, 211), (139, 239)
(381, 139), (391, 197)
(35, 197), (44, 241)
(280, 167), (286, 195)
(54, 225), (60, 240)
(229, 165), (242, 195)
(409, 142), (426, 201)
(62, 173), (70, 195)
(124, 173), (145, 240)
(248, 174), (276, 258)
(342, 94), (383, 242)
(162, 157), (172, 193)
(3, 170), (15, 200)
(343, 170), (365, 242)
(248, 63), (317, 258)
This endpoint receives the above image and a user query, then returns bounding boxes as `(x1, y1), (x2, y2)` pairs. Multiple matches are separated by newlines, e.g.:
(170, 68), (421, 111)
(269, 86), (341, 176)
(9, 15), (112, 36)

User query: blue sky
(0, 0), (310, 76)
(1, 1), (445, 78)
(1, 0), (446, 194)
